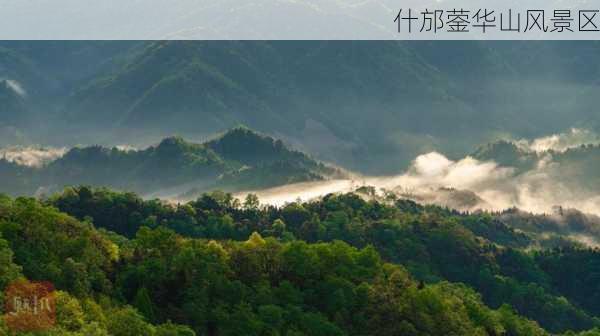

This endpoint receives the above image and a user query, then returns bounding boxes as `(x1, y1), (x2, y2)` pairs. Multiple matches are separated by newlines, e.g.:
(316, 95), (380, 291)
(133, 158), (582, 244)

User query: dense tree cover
(0, 193), (560, 335)
(471, 141), (539, 172)
(498, 207), (600, 247)
(0, 194), (194, 335)
(116, 228), (552, 336)
(534, 247), (600, 317)
(0, 128), (336, 197)
(46, 186), (600, 333)
(8, 41), (600, 174)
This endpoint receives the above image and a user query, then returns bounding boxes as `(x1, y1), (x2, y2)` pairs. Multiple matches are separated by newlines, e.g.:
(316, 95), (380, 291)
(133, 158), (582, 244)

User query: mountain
(0, 41), (138, 144)
(45, 136), (225, 194)
(396, 186), (490, 212)
(55, 41), (600, 172)
(58, 40), (469, 171)
(0, 127), (337, 197)
(0, 79), (32, 144)
(472, 139), (600, 193)
(4, 41), (600, 173)
(0, 79), (27, 127)
(471, 140), (539, 171)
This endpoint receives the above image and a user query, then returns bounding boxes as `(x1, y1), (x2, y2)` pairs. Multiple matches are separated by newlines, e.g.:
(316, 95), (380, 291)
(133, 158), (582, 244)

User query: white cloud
(0, 146), (66, 167)
(517, 128), (600, 153)
(233, 146), (600, 217)
(2, 79), (26, 97)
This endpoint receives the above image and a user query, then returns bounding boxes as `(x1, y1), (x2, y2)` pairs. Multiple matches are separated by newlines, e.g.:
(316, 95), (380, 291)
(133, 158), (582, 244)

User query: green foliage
(0, 232), (22, 289)
(1, 190), (600, 334)
(133, 287), (156, 323)
(0, 196), (116, 295)
(48, 187), (600, 333)
(55, 291), (86, 331)
(155, 321), (196, 336)
(0, 128), (335, 197)
(474, 141), (600, 198)
(106, 306), (155, 336)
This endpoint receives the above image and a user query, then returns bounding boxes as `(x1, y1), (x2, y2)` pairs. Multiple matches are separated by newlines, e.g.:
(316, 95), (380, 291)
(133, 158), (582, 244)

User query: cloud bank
(516, 128), (600, 153)
(237, 129), (600, 217)
(0, 146), (66, 167)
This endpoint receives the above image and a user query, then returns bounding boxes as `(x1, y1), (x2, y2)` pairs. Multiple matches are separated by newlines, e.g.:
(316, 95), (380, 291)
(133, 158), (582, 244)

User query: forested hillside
(0, 128), (336, 196)
(4, 41), (600, 172)
(3, 40), (600, 335)
(0, 191), (562, 335)
(0, 187), (593, 335)
(472, 139), (600, 193)
(0, 185), (588, 335)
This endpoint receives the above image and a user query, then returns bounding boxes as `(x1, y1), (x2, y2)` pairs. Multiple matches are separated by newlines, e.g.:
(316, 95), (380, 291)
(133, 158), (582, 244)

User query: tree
(0, 235), (22, 289)
(272, 219), (286, 238)
(244, 194), (260, 210)
(133, 287), (156, 323)
(55, 291), (85, 332)
(107, 306), (155, 336)
(155, 321), (196, 336)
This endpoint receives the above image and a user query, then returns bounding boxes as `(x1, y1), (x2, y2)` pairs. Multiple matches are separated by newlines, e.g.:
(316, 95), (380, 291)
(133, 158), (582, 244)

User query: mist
(2, 79), (26, 97)
(516, 128), (600, 153)
(236, 129), (600, 218)
(0, 146), (66, 167)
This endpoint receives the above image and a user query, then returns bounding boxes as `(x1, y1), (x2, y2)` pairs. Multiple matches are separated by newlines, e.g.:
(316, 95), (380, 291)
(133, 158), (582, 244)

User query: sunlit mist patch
(515, 128), (600, 153)
(0, 146), (67, 167)
(233, 144), (600, 218)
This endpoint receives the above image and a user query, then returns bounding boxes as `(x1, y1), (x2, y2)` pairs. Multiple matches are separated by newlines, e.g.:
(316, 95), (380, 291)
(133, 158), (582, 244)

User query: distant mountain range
(4, 123), (600, 225)
(3, 41), (600, 173)
(472, 139), (600, 192)
(0, 127), (338, 197)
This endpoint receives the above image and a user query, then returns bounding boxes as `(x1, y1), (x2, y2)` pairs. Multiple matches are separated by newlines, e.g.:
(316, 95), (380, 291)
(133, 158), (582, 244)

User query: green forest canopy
(0, 187), (599, 334)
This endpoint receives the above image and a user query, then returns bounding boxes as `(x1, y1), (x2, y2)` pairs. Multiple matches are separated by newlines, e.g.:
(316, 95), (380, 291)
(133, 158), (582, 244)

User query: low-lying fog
(235, 129), (600, 216)
(0, 146), (66, 167)
(4, 128), (600, 218)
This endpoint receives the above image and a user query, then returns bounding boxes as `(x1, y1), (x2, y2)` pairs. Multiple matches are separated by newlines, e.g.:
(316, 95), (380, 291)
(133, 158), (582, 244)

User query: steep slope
(61, 41), (473, 173)
(0, 46), (42, 134)
(63, 41), (600, 173)
(0, 79), (27, 126)
(44, 137), (225, 193)
(0, 46), (48, 96)
(64, 41), (287, 132)
(0, 79), (30, 144)
(4, 41), (600, 173)
(0, 42), (138, 144)
(473, 139), (600, 187)
(471, 140), (539, 172)
(207, 127), (323, 168)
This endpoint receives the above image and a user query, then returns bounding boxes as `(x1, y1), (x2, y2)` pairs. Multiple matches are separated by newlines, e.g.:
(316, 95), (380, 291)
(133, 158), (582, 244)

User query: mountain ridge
(0, 127), (338, 197)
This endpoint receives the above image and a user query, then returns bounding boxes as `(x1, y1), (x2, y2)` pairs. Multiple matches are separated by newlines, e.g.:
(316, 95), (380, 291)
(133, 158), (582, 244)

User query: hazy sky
(0, 0), (593, 39)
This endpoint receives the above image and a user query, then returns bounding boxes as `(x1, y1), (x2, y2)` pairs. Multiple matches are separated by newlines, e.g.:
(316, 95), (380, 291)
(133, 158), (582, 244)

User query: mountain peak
(207, 127), (292, 165)
(214, 126), (273, 143)
(157, 135), (187, 148)
(154, 135), (208, 157)
(0, 126), (335, 196)
(472, 140), (537, 170)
